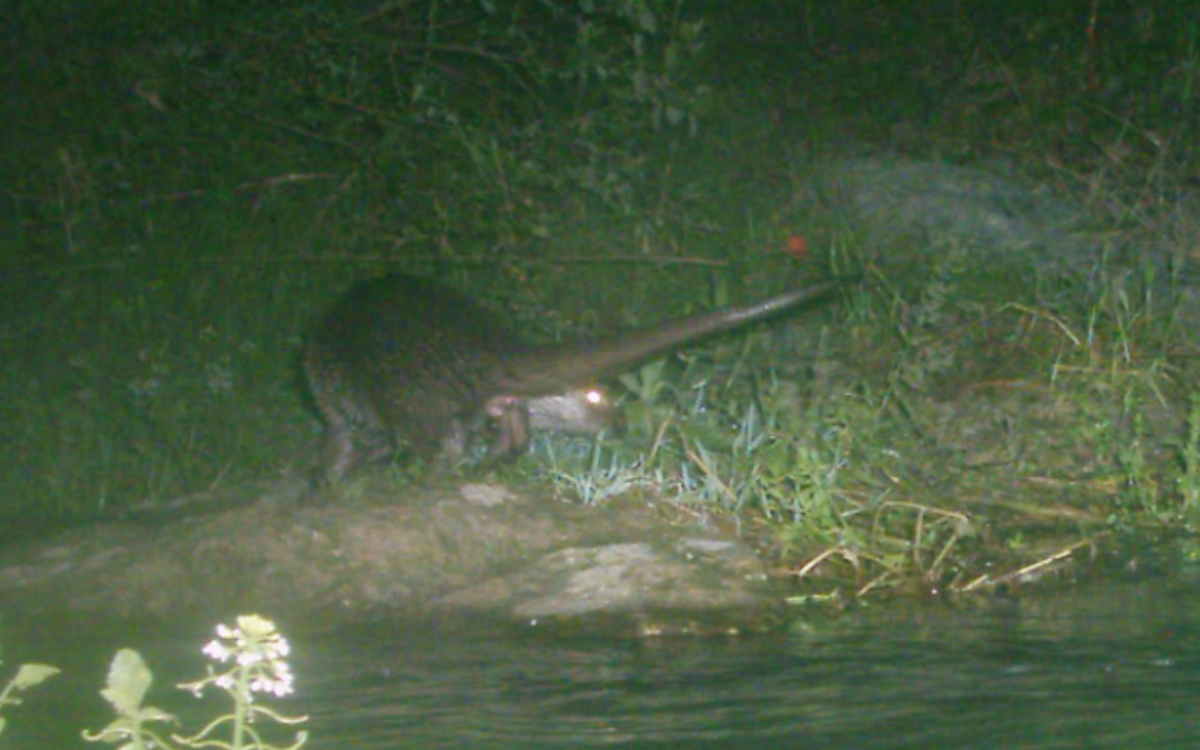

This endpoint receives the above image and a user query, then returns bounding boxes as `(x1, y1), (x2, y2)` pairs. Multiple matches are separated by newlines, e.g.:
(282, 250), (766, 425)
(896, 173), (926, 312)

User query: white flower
(203, 639), (232, 662)
(194, 615), (298, 703)
(237, 650), (265, 667)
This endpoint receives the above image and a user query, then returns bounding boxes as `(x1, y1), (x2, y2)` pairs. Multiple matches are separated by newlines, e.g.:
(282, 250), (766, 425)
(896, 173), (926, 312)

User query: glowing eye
(585, 389), (604, 405)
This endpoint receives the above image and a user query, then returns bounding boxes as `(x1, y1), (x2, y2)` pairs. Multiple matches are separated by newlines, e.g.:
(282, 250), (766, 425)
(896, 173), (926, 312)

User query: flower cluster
(185, 615), (295, 701)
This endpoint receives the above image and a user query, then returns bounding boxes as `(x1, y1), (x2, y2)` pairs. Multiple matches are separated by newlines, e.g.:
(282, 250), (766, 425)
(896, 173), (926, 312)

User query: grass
(4, 0), (1200, 599)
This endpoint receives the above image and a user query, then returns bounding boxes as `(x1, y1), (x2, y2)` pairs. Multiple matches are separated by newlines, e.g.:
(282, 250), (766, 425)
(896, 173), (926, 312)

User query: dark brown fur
(304, 273), (842, 484)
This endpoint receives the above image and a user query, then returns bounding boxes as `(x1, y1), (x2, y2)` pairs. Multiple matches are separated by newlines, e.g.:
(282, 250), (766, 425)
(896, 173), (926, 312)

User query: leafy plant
(84, 615), (307, 750)
(81, 649), (178, 750)
(0, 653), (59, 739)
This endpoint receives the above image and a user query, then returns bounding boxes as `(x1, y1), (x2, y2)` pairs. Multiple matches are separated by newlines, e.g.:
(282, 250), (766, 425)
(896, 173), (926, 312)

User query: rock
(805, 153), (1096, 269)
(436, 538), (783, 637)
(0, 473), (786, 637)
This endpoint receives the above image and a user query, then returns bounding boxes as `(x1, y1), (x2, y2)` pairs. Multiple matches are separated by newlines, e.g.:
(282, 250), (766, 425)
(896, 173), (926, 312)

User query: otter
(304, 273), (845, 485)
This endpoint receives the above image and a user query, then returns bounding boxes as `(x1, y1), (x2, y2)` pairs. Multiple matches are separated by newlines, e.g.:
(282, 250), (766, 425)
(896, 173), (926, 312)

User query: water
(11, 578), (1200, 748)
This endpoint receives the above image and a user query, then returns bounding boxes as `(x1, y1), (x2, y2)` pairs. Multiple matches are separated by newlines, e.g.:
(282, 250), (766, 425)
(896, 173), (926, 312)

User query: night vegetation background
(4, 0), (1199, 596)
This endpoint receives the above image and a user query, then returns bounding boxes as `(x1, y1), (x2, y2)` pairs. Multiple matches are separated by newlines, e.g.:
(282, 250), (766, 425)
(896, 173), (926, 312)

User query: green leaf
(12, 663), (60, 689)
(136, 706), (175, 723)
(100, 649), (152, 717)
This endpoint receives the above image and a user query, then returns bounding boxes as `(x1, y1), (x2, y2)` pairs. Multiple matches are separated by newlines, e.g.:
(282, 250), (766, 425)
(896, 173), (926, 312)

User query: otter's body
(304, 273), (841, 484)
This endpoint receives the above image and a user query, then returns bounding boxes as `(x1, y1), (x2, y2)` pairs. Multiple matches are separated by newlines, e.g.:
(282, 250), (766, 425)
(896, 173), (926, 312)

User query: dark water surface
(12, 578), (1200, 749)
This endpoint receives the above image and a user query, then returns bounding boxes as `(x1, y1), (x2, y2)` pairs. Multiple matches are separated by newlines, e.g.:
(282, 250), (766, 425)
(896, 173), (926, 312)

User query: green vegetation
(0, 652), (59, 739)
(0, 615), (303, 749)
(4, 0), (1200, 599)
(82, 616), (306, 750)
